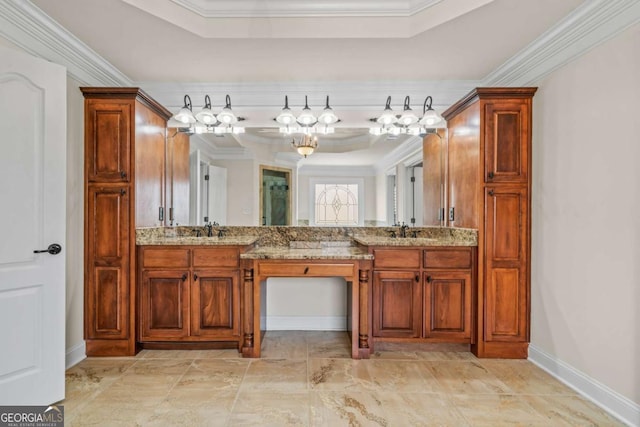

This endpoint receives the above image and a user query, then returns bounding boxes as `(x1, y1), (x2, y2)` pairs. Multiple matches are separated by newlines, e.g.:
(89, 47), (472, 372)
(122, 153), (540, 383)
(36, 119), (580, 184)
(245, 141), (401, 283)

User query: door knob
(34, 243), (62, 255)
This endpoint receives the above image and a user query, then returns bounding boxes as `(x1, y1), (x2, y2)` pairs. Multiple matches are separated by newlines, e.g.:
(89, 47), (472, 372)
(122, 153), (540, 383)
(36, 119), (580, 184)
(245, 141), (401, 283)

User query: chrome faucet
(204, 222), (213, 237)
(399, 222), (409, 238)
(217, 228), (227, 238)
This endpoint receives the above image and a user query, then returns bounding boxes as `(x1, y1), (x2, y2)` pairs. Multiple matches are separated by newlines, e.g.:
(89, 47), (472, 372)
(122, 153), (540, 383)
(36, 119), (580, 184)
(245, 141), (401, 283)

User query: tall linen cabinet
(430, 87), (537, 358)
(82, 88), (172, 356)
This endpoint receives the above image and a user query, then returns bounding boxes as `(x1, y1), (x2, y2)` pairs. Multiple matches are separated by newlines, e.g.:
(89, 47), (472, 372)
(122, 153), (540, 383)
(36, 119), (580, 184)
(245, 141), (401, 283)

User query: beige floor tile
(62, 359), (136, 412)
(229, 390), (310, 426)
(145, 392), (237, 426)
(521, 395), (627, 426)
(261, 330), (308, 359)
(479, 359), (578, 395)
(174, 359), (249, 392)
(66, 400), (157, 426)
(426, 360), (512, 394)
(450, 394), (549, 426)
(364, 360), (444, 393)
(309, 358), (374, 391)
(311, 391), (470, 427)
(307, 332), (352, 358)
(241, 359), (308, 391)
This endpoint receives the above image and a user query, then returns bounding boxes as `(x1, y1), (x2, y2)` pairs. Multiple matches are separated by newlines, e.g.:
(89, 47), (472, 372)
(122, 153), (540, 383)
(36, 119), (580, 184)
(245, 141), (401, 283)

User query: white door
(0, 46), (66, 405)
(208, 165), (227, 225)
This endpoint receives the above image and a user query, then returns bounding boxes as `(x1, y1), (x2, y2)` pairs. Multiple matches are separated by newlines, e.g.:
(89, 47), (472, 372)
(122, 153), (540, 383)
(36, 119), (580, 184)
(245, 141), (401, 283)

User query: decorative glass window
(313, 183), (359, 225)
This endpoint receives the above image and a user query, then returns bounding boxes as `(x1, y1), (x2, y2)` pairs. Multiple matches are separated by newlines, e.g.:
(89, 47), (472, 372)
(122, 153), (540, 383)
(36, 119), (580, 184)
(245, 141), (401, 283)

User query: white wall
(65, 76), (85, 363)
(210, 159), (255, 225)
(531, 22), (639, 407)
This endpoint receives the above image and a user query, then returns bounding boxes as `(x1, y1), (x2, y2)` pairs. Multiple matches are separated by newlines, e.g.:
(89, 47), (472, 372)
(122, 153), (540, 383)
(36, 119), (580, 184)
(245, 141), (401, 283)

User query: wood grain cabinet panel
(372, 271), (421, 338)
(85, 101), (131, 183)
(191, 270), (240, 338)
(484, 100), (530, 183)
(484, 186), (528, 342)
(373, 249), (421, 270)
(423, 271), (472, 340)
(85, 185), (130, 340)
(139, 270), (190, 340)
(193, 248), (240, 268)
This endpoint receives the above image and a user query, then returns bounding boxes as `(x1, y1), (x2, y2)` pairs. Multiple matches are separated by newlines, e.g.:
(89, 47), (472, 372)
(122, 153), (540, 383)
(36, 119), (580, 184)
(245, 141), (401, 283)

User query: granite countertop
(353, 235), (477, 247)
(240, 246), (374, 260)
(136, 236), (259, 246)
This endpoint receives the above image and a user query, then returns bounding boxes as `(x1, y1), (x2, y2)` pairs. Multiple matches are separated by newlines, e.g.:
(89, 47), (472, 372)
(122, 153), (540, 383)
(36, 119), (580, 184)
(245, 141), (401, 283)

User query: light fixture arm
(403, 96), (411, 111)
(203, 94), (211, 109)
(384, 96), (392, 111)
(423, 95), (433, 113)
(224, 94), (232, 109)
(183, 94), (193, 111)
(325, 95), (331, 109)
(283, 95), (289, 110)
(303, 95), (310, 110)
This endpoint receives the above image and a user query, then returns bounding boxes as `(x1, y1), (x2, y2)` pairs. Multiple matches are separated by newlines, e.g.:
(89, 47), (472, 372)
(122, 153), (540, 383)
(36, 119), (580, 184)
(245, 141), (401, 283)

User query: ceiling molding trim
(374, 136), (423, 174)
(190, 137), (253, 160)
(483, 0), (640, 86)
(0, 1), (132, 86)
(170, 0), (443, 18)
(297, 164), (377, 177)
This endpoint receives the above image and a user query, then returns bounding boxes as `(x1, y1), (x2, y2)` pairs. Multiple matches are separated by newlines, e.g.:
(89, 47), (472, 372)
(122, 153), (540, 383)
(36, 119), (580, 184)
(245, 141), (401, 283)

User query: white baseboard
(528, 344), (639, 427)
(265, 316), (347, 331)
(65, 341), (86, 369)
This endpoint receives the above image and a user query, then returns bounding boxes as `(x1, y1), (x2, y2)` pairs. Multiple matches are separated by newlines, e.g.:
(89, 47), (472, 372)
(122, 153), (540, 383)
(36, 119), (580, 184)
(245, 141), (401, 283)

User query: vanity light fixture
(172, 94), (245, 135)
(276, 95), (339, 135)
(370, 95), (444, 136)
(291, 133), (318, 158)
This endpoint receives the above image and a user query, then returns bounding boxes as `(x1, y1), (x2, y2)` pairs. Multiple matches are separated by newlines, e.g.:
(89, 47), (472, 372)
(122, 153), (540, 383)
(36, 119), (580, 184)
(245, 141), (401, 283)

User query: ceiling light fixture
(291, 134), (318, 158)
(276, 95), (339, 135)
(370, 95), (444, 136)
(171, 94), (245, 135)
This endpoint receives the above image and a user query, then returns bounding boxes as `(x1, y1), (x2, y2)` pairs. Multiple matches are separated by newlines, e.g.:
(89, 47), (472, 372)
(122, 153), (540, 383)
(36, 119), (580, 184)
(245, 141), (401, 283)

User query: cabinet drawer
(142, 248), (190, 268)
(373, 249), (421, 269)
(258, 262), (355, 278)
(424, 249), (472, 269)
(192, 248), (239, 268)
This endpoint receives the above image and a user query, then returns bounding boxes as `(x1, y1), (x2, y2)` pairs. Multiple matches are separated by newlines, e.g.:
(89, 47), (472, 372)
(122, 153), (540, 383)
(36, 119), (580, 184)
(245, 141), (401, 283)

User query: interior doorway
(260, 165), (292, 226)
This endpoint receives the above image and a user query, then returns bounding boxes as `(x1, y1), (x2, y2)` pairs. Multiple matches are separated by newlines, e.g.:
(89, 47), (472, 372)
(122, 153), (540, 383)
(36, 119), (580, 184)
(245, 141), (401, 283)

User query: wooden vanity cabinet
(83, 88), (172, 356)
(370, 247), (475, 344)
(441, 87), (536, 358)
(138, 246), (243, 347)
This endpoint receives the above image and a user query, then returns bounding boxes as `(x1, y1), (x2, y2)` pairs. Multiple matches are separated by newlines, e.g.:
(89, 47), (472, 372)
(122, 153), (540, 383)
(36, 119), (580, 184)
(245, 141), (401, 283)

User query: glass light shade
(398, 109), (418, 126)
(194, 122), (208, 134)
(216, 107), (237, 125)
(292, 134), (318, 158)
(276, 108), (296, 125)
(174, 106), (196, 124)
(195, 108), (216, 124)
(297, 109), (316, 125)
(419, 109), (443, 126)
(376, 109), (397, 125)
(318, 108), (338, 124)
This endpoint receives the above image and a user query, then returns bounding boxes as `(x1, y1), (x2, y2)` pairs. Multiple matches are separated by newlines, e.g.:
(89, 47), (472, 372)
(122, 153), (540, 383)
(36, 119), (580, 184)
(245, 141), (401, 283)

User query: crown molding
(0, 1), (132, 86)
(297, 164), (377, 177)
(171, 0), (442, 18)
(374, 136), (423, 174)
(483, 0), (640, 86)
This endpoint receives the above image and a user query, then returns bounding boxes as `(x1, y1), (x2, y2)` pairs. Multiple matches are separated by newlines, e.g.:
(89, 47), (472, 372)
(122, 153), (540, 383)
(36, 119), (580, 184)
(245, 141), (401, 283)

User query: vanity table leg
(358, 268), (371, 358)
(242, 266), (255, 357)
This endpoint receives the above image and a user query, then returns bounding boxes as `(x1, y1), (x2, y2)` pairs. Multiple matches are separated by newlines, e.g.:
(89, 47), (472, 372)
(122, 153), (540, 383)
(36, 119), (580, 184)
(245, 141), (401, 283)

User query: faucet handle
(389, 230), (397, 238)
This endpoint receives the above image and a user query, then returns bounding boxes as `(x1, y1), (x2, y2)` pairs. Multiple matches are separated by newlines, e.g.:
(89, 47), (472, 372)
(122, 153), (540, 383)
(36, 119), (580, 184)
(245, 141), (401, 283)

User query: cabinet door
(85, 100), (131, 183)
(484, 186), (529, 342)
(135, 101), (167, 227)
(139, 270), (190, 341)
(372, 271), (421, 338)
(484, 100), (530, 183)
(191, 270), (240, 338)
(166, 130), (190, 226)
(85, 185), (130, 340)
(423, 271), (472, 340)
(423, 130), (445, 226)
(447, 102), (480, 229)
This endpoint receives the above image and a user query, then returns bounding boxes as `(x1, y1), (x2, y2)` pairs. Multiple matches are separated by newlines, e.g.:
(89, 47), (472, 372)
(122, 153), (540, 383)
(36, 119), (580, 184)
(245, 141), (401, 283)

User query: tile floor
(61, 331), (624, 426)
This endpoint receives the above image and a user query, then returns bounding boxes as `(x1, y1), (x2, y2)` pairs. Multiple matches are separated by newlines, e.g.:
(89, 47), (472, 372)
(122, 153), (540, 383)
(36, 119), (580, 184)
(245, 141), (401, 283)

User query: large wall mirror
(259, 165), (292, 226)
